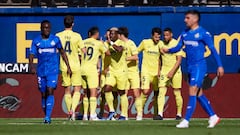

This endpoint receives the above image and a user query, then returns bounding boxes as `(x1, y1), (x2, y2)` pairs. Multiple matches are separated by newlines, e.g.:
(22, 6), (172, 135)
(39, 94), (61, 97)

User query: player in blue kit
(161, 10), (224, 128)
(29, 20), (72, 124)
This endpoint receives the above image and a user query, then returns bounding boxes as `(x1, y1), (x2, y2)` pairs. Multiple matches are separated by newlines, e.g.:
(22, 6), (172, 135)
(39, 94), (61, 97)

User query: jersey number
(85, 47), (94, 60)
(64, 41), (72, 54)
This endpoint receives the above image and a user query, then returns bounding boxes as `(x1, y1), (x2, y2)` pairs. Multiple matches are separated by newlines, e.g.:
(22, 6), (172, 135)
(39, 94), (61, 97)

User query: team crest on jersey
(194, 33), (200, 38)
(50, 40), (56, 46)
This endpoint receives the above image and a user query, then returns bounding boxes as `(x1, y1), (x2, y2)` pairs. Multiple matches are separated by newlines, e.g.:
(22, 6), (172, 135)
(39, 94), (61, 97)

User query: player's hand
(160, 48), (169, 54)
(217, 67), (224, 77)
(167, 70), (174, 78)
(29, 66), (36, 74)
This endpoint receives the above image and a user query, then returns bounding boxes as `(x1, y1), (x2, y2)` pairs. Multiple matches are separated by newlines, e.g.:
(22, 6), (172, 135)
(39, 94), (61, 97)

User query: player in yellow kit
(118, 27), (142, 120)
(138, 27), (163, 119)
(81, 27), (110, 120)
(104, 28), (129, 120)
(56, 15), (85, 121)
(157, 28), (183, 120)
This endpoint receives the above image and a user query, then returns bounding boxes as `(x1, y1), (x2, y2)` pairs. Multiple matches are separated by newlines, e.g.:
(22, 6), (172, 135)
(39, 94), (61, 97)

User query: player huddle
(29, 10), (224, 128)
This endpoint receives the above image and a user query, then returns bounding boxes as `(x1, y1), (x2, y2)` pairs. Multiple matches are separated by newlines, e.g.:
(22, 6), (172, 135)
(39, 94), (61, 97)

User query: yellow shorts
(100, 73), (106, 89)
(126, 71), (140, 90)
(159, 69), (182, 89)
(141, 73), (158, 91)
(81, 71), (99, 89)
(105, 71), (127, 90)
(61, 70), (82, 87)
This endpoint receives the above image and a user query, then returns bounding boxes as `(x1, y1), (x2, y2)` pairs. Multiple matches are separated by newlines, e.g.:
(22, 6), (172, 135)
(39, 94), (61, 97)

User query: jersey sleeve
(203, 31), (223, 67)
(137, 40), (145, 52)
(129, 42), (138, 55)
(100, 41), (108, 54)
(29, 39), (37, 55)
(78, 35), (85, 55)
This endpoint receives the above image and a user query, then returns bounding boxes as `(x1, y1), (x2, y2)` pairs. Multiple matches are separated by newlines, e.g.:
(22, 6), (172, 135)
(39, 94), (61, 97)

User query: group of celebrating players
(29, 10), (224, 128)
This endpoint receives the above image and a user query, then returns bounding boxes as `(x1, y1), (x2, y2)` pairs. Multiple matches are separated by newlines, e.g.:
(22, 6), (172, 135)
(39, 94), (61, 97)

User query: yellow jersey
(160, 38), (183, 70)
(101, 41), (111, 71)
(56, 30), (83, 72)
(138, 39), (162, 75)
(81, 38), (107, 73)
(109, 39), (128, 72)
(125, 39), (139, 73)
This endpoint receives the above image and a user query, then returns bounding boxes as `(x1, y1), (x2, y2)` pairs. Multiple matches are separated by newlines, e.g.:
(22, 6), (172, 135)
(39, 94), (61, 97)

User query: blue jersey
(169, 26), (222, 67)
(30, 34), (62, 77)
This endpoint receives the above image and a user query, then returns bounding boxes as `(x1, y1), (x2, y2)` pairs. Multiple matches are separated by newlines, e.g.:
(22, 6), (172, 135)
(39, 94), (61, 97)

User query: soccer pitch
(0, 118), (239, 135)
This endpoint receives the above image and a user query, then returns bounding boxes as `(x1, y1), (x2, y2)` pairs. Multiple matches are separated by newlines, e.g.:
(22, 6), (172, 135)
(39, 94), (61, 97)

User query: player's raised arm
(167, 35), (184, 53)
(203, 31), (224, 77)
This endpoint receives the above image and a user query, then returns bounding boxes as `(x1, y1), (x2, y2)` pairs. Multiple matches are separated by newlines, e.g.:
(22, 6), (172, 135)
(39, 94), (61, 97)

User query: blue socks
(197, 94), (215, 117)
(45, 95), (55, 120)
(41, 98), (46, 115)
(185, 96), (197, 121)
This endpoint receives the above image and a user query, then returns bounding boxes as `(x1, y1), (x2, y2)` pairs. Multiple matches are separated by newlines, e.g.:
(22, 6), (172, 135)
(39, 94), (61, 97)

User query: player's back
(109, 39), (128, 72)
(181, 26), (208, 65)
(56, 30), (83, 72)
(161, 39), (183, 68)
(138, 39), (162, 75)
(30, 34), (61, 76)
(81, 38), (106, 73)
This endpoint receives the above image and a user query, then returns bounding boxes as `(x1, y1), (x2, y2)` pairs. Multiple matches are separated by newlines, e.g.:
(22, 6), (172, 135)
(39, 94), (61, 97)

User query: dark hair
(118, 27), (129, 38)
(163, 27), (172, 33)
(64, 15), (74, 28)
(185, 10), (201, 22)
(41, 20), (50, 27)
(88, 26), (99, 37)
(151, 27), (161, 35)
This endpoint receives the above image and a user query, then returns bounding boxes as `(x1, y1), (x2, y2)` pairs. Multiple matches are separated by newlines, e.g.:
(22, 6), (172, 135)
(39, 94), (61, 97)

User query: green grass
(0, 118), (239, 135)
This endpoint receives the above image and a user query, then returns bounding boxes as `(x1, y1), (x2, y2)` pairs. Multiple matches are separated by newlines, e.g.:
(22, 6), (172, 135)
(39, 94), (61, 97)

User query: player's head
(184, 10), (200, 28)
(88, 26), (99, 39)
(64, 15), (74, 28)
(104, 28), (110, 41)
(110, 27), (119, 42)
(41, 20), (51, 38)
(151, 27), (161, 44)
(118, 27), (129, 40)
(163, 27), (173, 44)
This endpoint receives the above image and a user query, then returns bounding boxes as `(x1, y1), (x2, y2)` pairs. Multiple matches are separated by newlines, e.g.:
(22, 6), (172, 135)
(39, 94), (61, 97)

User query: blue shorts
(37, 74), (58, 92)
(187, 63), (207, 88)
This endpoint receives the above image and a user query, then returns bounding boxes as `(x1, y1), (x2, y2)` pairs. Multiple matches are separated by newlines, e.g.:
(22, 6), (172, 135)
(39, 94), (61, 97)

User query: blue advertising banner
(0, 7), (239, 73)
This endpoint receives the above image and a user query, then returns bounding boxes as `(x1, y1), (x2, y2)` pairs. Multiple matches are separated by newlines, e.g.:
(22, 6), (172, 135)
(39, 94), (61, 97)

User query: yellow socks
(120, 94), (128, 117)
(64, 93), (72, 112)
(89, 97), (97, 117)
(173, 89), (183, 116)
(71, 92), (80, 112)
(157, 87), (167, 116)
(105, 92), (115, 112)
(83, 97), (89, 116)
(135, 97), (142, 116)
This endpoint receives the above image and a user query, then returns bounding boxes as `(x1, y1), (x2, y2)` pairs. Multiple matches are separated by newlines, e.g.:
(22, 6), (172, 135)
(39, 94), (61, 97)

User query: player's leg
(87, 73), (99, 120)
(38, 76), (47, 115)
(140, 74), (150, 110)
(152, 75), (159, 119)
(105, 71), (116, 120)
(61, 72), (72, 119)
(98, 74), (106, 118)
(129, 72), (142, 120)
(70, 70), (82, 121)
(197, 89), (220, 128)
(172, 70), (183, 120)
(82, 76), (89, 120)
(116, 73), (128, 120)
(157, 73), (168, 120)
(177, 66), (205, 128)
(44, 74), (58, 124)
